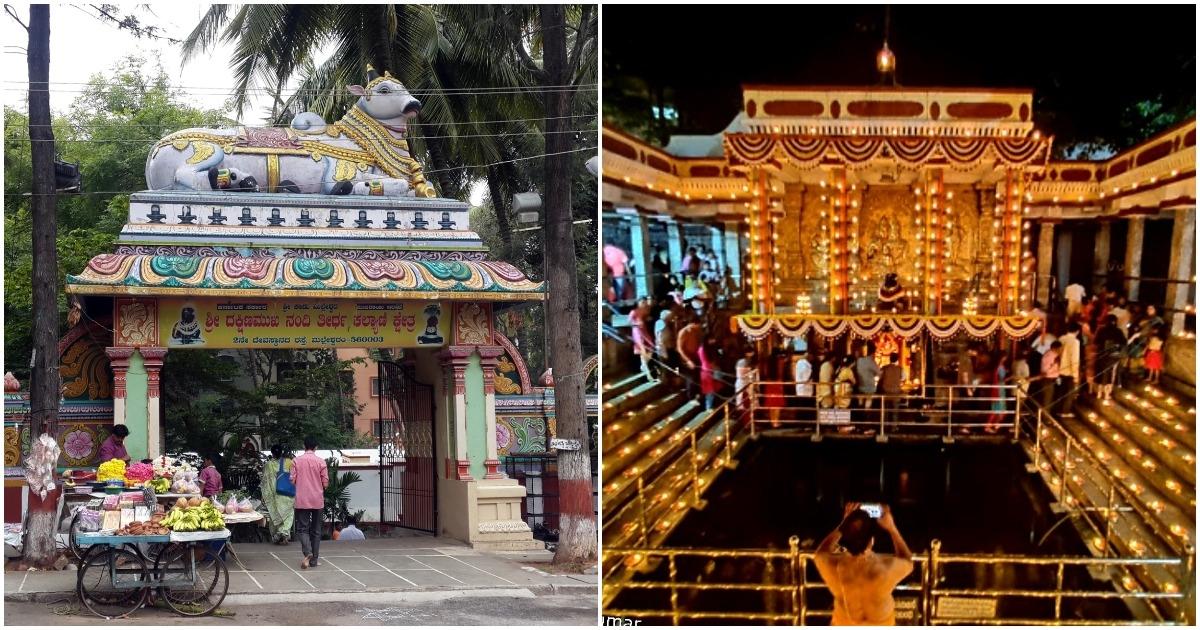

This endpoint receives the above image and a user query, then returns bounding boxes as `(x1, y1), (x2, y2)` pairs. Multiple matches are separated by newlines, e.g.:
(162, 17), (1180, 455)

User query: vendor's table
(73, 529), (230, 618)
(218, 512), (264, 561)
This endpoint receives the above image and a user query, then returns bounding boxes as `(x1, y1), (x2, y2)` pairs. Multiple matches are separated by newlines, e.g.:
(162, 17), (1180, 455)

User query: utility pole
(23, 3), (64, 567)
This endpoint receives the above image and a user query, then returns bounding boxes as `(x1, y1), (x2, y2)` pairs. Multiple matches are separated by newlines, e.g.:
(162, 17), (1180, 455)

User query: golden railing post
(1034, 407), (1043, 470)
(1054, 559), (1065, 621)
(1104, 482), (1116, 559)
(924, 539), (941, 624)
(1060, 436), (1072, 503)
(690, 432), (701, 504)
(668, 553), (680, 626)
(1013, 386), (1022, 441)
(946, 387), (954, 437)
(636, 476), (649, 548)
(879, 394), (886, 437)
(723, 403), (733, 467)
(1183, 546), (1196, 625)
(789, 535), (803, 626)
(750, 382), (758, 437)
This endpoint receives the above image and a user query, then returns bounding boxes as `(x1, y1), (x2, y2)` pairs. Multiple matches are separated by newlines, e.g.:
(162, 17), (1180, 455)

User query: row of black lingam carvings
(145, 205), (458, 230)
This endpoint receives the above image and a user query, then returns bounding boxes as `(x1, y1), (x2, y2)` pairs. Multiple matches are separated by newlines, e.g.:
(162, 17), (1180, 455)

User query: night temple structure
(601, 85), (1195, 623)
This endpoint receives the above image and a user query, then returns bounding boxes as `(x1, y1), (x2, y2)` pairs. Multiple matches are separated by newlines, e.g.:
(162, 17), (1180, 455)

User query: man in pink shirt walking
(290, 436), (329, 569)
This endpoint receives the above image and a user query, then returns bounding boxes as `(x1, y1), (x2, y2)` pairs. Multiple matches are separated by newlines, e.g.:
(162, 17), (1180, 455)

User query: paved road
(4, 591), (598, 626)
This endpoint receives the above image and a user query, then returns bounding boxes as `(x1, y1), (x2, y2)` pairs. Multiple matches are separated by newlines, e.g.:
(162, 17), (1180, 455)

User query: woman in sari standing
(261, 444), (296, 545)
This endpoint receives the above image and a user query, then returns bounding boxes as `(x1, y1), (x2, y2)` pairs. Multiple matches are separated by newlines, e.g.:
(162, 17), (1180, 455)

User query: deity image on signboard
(417, 304), (444, 345)
(169, 306), (204, 346)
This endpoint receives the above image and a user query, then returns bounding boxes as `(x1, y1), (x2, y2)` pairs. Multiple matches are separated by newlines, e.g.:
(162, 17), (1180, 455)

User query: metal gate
(378, 360), (436, 533)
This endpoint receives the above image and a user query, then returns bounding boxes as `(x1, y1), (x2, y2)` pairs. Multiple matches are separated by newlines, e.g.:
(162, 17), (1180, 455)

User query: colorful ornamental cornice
(723, 133), (1052, 171)
(66, 254), (545, 301)
(731, 313), (1041, 341)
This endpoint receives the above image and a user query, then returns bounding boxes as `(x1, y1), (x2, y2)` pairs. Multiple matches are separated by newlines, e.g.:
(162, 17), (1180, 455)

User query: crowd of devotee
(606, 235), (1176, 430)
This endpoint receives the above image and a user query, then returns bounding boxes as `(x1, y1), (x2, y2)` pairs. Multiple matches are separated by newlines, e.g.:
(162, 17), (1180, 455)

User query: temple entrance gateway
(57, 68), (546, 550)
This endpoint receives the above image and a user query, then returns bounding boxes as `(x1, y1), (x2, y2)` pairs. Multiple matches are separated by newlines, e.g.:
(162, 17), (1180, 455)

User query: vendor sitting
(878, 273), (905, 312)
(199, 454), (224, 499)
(98, 424), (131, 463)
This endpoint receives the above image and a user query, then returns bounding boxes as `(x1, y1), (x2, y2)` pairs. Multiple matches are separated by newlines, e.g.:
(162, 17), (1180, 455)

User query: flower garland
(732, 313), (1040, 341)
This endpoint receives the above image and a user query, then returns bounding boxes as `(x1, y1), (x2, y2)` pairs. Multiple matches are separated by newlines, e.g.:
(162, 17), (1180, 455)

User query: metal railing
(743, 381), (1022, 440)
(604, 538), (1190, 625)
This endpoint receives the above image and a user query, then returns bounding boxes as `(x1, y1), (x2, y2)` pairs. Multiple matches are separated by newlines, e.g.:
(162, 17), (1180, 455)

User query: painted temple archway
(55, 68), (551, 548)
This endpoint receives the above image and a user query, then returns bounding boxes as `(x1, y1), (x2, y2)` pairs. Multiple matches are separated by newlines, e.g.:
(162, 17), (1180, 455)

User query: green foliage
(3, 57), (233, 380)
(323, 457), (363, 526)
(161, 349), (368, 486)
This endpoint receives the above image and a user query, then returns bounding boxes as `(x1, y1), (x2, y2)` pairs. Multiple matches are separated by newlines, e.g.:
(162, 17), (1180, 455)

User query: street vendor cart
(73, 528), (230, 618)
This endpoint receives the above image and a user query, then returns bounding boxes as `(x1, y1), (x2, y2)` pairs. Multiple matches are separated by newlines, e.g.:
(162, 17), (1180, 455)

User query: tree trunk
(25, 4), (62, 568)
(486, 164), (513, 260)
(541, 4), (595, 565)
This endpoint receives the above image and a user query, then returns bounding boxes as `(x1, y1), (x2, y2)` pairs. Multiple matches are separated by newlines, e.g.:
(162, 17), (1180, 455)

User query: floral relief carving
(116, 299), (158, 347)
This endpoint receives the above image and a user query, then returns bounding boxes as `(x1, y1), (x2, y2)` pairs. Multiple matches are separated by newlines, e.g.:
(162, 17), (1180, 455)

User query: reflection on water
(611, 438), (1132, 624)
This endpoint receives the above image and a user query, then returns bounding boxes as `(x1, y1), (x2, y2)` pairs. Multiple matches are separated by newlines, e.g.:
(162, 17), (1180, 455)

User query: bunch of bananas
(161, 501), (225, 532)
(147, 478), (170, 493)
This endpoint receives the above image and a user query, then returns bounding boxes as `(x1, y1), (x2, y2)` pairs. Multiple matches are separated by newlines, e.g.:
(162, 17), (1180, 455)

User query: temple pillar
(477, 345), (505, 479)
(627, 213), (653, 299)
(440, 346), (474, 481)
(1165, 209), (1196, 334)
(105, 348), (134, 452)
(1036, 222), (1055, 307)
(1125, 217), (1145, 301)
(1094, 222), (1111, 293)
(140, 347), (167, 458)
(665, 220), (683, 273)
(438, 305), (540, 550)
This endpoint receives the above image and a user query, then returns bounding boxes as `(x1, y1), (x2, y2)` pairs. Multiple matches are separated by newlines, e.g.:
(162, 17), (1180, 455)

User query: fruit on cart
(161, 502), (225, 532)
(175, 497), (188, 509)
(117, 521), (169, 536)
(96, 458), (127, 482)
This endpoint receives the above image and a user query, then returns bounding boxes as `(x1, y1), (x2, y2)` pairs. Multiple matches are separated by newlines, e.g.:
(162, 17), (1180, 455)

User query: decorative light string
(914, 169), (949, 314)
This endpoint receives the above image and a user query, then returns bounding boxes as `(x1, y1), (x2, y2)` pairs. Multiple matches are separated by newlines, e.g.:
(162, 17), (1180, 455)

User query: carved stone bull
(145, 67), (436, 198)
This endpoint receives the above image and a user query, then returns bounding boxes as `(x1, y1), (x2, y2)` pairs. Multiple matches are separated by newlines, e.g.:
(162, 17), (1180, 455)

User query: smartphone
(857, 503), (883, 518)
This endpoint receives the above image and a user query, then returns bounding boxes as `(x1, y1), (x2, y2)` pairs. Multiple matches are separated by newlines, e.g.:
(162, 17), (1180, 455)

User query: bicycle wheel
(68, 510), (89, 561)
(76, 547), (148, 619)
(153, 542), (228, 616)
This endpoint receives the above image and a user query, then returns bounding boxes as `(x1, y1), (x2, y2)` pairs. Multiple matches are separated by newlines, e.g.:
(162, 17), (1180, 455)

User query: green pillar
(124, 351), (149, 460)
(464, 353), (487, 480)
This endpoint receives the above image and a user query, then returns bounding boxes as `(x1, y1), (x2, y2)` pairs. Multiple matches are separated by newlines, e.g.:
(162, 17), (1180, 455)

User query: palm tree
(181, 4), (598, 563)
(181, 4), (547, 253)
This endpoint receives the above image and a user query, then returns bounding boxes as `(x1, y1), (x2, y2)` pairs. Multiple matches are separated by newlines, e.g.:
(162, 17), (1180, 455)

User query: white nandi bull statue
(146, 66), (436, 198)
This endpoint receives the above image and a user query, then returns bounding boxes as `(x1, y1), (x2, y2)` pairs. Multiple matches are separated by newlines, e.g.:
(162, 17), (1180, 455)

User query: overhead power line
(3, 145), (598, 196)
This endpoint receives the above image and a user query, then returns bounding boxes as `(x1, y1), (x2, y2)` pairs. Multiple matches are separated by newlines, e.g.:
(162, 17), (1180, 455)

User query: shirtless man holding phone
(813, 502), (915, 626)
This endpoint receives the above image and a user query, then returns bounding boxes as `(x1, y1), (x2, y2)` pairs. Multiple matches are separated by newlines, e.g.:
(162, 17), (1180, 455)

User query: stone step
(603, 379), (668, 419)
(602, 372), (648, 401)
(1158, 372), (1196, 401)
(1093, 392), (1195, 454)
(1030, 423), (1192, 602)
(1040, 419), (1194, 561)
(604, 392), (688, 455)
(1119, 382), (1195, 427)
(1076, 402), (1196, 514)
(601, 401), (707, 518)
(602, 408), (730, 548)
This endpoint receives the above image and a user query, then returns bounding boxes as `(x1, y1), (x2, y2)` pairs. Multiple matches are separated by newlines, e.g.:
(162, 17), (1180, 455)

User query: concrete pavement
(4, 536), (597, 625)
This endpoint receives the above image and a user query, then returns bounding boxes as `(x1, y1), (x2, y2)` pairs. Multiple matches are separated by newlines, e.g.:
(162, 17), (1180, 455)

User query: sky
(1, 3), (488, 204)
(603, 4), (1196, 147)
